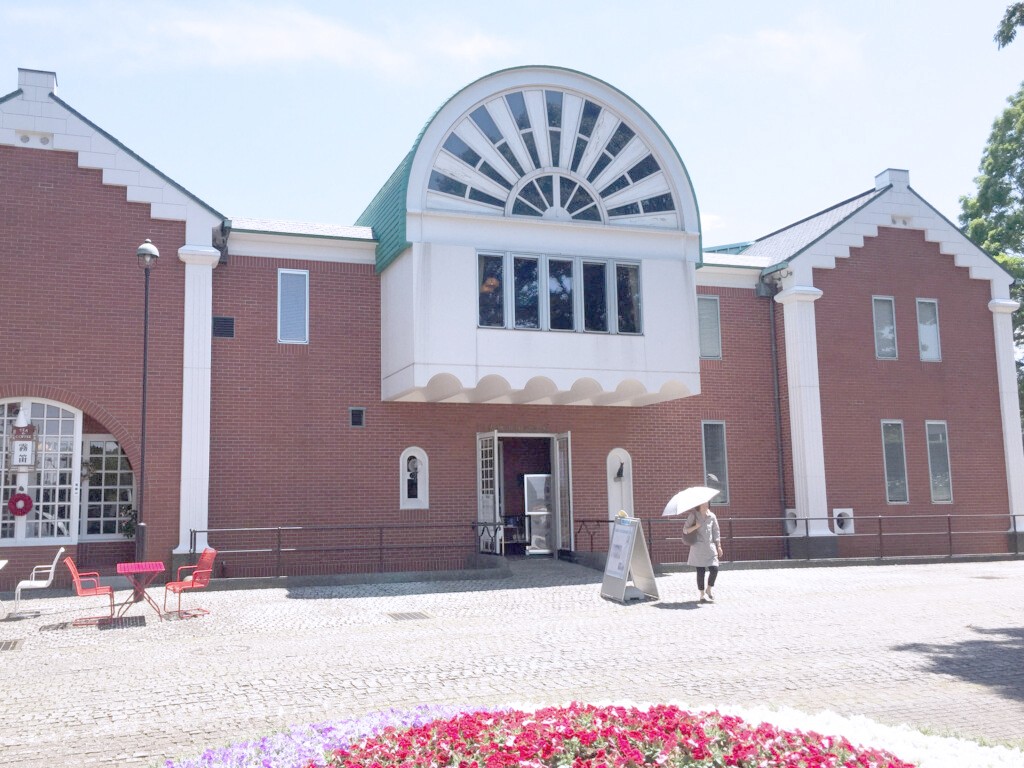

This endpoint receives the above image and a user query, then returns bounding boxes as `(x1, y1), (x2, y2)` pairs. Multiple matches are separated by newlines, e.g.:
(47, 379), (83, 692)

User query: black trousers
(696, 566), (718, 590)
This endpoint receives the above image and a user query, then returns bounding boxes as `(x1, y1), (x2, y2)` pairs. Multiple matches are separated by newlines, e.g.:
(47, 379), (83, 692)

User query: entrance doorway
(476, 431), (573, 556)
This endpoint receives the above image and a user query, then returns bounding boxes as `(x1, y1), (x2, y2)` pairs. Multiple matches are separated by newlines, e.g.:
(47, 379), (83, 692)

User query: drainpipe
(758, 276), (789, 556)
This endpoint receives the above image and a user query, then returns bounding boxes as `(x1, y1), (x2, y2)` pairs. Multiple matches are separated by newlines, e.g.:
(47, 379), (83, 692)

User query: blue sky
(2, 1), (1023, 247)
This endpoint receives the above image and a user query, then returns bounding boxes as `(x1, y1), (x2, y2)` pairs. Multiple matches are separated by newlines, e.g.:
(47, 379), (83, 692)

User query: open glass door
(553, 432), (573, 552)
(476, 431), (502, 553)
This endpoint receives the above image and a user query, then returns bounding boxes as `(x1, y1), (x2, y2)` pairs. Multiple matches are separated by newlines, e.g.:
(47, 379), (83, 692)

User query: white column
(175, 245), (221, 553)
(989, 299), (1024, 531)
(775, 285), (831, 535)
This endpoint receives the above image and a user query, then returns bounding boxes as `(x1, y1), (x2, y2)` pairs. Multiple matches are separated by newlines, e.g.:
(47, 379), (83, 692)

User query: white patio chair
(13, 546), (65, 615)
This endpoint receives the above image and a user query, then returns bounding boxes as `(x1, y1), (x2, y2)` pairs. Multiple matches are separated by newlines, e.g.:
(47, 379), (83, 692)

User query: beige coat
(685, 510), (720, 567)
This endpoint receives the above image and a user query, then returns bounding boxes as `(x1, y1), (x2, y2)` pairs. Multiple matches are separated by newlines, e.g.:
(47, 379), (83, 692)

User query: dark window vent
(387, 612), (430, 622)
(213, 316), (235, 338)
(0, 639), (25, 651)
(349, 407), (366, 428)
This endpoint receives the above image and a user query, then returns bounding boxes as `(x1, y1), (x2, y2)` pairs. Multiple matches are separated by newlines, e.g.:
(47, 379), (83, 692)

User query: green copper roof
(0, 88), (23, 106)
(355, 151), (414, 273)
(356, 65), (701, 274)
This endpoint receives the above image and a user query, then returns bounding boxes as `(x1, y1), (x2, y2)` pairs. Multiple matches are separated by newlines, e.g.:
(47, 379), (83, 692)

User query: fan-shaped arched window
(428, 89), (678, 228)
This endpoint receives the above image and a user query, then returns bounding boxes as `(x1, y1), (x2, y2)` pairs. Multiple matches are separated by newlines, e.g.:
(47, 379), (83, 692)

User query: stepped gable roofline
(48, 92), (225, 221)
(744, 168), (1014, 285)
(358, 65), (701, 274)
(905, 183), (1016, 281)
(747, 187), (886, 274)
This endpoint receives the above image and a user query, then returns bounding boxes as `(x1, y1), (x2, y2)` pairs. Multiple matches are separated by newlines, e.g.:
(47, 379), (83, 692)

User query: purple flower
(165, 704), (492, 768)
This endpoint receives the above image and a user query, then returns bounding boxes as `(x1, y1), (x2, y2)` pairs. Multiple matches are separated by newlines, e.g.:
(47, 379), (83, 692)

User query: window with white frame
(278, 269), (309, 344)
(881, 420), (908, 503)
(478, 252), (641, 334)
(872, 296), (897, 359)
(916, 299), (941, 362)
(926, 421), (952, 503)
(697, 295), (722, 359)
(400, 447), (429, 510)
(81, 436), (135, 537)
(701, 421), (729, 504)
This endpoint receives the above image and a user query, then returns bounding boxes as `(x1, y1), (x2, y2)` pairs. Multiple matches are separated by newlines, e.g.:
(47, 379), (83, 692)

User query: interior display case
(524, 473), (552, 555)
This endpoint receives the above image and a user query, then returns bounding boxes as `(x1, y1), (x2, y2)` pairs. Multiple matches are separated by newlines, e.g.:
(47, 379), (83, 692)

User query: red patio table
(115, 561), (165, 620)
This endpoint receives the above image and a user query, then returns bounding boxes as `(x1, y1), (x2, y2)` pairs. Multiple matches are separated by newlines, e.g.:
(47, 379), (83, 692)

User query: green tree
(959, 82), (1024, 424)
(959, 82), (1024, 341)
(996, 3), (1024, 48)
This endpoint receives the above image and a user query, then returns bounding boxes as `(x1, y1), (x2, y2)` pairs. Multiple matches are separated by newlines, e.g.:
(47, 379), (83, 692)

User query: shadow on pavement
(650, 601), (702, 610)
(893, 626), (1024, 702)
(283, 557), (605, 600)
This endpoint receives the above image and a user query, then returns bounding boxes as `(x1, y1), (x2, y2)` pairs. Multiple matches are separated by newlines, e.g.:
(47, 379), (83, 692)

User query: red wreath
(7, 493), (33, 516)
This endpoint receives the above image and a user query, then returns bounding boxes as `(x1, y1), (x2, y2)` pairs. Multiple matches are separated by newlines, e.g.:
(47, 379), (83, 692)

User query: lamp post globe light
(136, 239), (159, 560)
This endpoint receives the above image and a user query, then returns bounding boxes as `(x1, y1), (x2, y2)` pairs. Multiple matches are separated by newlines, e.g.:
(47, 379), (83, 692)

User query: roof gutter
(760, 260), (791, 279)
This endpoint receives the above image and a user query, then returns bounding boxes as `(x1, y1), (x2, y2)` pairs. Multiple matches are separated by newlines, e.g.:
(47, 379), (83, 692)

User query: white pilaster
(175, 245), (221, 553)
(989, 298), (1024, 531)
(775, 285), (832, 535)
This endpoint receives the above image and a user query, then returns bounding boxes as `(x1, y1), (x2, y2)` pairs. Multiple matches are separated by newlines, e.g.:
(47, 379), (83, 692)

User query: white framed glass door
(1, 398), (81, 546)
(554, 432), (573, 551)
(476, 430), (501, 553)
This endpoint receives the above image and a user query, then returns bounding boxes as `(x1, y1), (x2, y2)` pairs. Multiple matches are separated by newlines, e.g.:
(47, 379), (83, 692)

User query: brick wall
(0, 145), (186, 588)
(5, 143), (1010, 585)
(813, 226), (1010, 556)
(206, 261), (788, 576)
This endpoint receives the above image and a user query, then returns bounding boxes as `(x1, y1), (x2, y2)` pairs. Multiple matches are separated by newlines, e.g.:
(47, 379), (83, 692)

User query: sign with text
(600, 516), (659, 602)
(10, 424), (36, 469)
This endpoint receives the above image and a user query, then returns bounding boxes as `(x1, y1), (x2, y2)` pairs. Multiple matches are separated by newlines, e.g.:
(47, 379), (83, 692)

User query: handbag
(683, 516), (699, 546)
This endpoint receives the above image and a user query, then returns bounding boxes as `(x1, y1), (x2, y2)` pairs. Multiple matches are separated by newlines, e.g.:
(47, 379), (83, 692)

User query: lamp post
(136, 239), (159, 561)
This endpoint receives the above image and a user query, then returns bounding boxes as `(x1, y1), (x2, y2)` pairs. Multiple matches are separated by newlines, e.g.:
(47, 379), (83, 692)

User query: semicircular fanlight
(428, 88), (679, 228)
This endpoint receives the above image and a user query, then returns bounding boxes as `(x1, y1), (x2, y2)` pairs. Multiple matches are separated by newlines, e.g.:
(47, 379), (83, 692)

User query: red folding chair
(64, 556), (114, 626)
(163, 548), (217, 618)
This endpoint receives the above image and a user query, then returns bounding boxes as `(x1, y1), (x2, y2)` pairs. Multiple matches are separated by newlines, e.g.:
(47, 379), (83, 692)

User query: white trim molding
(989, 298), (1024, 528)
(174, 245), (220, 554)
(775, 285), (832, 535)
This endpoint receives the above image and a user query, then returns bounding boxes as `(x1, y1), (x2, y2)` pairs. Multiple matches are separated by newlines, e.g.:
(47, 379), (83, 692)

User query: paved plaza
(0, 557), (1022, 767)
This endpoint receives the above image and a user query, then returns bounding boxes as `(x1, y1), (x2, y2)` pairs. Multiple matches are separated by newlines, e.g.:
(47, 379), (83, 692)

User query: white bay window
(479, 252), (642, 334)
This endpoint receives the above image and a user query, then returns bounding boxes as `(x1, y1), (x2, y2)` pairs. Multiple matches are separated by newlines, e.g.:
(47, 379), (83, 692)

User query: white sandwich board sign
(600, 516), (659, 602)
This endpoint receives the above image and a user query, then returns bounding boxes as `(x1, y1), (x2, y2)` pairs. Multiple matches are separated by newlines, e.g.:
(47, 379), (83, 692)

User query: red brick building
(1, 67), (1020, 588)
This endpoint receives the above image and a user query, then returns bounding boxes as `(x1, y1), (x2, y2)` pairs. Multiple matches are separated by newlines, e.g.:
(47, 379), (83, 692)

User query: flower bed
(166, 703), (921, 768)
(316, 703), (912, 768)
(165, 701), (1024, 768)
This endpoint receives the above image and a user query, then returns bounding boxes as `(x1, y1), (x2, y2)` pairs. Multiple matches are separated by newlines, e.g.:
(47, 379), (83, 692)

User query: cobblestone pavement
(0, 558), (1022, 767)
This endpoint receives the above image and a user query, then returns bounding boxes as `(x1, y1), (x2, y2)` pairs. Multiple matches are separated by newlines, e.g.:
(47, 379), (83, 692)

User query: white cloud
(0, 2), (516, 77)
(694, 11), (864, 87)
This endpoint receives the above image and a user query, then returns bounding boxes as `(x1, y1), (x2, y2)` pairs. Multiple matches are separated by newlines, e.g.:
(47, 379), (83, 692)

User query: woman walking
(684, 501), (723, 601)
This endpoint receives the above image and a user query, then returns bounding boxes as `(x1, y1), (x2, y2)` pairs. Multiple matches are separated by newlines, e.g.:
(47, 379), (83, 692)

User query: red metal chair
(64, 556), (114, 626)
(163, 547), (217, 618)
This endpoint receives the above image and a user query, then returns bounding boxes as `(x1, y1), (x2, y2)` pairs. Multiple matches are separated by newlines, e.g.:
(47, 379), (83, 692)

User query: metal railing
(187, 513), (1020, 577)
(190, 523), (488, 577)
(576, 513), (1022, 564)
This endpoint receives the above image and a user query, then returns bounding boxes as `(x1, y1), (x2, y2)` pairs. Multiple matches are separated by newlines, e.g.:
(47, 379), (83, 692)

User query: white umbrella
(661, 486), (721, 517)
